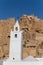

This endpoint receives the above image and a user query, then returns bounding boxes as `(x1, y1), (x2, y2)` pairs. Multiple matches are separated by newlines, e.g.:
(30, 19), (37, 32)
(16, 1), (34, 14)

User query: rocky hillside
(0, 18), (15, 60)
(0, 15), (43, 60)
(19, 15), (43, 58)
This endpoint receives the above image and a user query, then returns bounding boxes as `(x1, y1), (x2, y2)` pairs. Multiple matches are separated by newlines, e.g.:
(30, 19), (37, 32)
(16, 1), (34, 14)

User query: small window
(15, 34), (17, 38)
(15, 27), (18, 31)
(13, 58), (15, 60)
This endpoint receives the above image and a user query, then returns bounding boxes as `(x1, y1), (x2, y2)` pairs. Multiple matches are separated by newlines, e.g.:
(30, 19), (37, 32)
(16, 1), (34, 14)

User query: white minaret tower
(3, 20), (37, 65)
(9, 20), (23, 61)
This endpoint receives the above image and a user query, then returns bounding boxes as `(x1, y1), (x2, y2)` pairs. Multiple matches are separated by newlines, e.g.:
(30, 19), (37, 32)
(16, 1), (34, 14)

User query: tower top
(14, 20), (20, 32)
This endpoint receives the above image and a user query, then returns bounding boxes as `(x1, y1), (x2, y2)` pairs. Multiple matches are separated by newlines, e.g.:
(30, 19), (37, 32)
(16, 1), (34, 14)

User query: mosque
(0, 20), (42, 65)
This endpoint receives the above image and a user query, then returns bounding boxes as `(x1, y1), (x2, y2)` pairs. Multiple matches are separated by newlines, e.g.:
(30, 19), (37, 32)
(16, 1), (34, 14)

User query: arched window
(15, 27), (18, 31)
(15, 34), (17, 38)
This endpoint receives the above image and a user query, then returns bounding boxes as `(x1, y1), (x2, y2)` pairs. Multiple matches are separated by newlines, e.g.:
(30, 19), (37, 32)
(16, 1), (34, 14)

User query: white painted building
(3, 20), (23, 65)
(2, 20), (39, 65)
(9, 20), (23, 61)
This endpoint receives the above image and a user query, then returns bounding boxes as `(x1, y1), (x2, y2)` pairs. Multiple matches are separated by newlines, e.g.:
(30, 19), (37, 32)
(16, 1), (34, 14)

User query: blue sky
(0, 0), (43, 20)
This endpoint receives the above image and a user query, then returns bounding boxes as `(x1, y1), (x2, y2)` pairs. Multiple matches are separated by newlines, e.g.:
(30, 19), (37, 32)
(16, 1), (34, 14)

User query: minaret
(9, 20), (23, 61)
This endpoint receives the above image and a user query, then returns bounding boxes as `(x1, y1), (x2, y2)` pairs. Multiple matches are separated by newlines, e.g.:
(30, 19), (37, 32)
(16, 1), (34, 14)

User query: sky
(0, 0), (43, 20)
